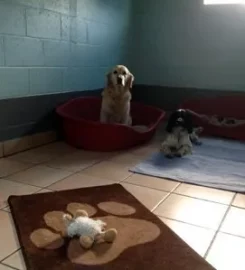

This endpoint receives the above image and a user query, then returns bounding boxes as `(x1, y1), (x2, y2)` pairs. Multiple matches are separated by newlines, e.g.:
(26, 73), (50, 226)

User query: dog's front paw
(160, 144), (174, 158)
(166, 154), (175, 159)
(193, 140), (202, 146)
(176, 145), (192, 157)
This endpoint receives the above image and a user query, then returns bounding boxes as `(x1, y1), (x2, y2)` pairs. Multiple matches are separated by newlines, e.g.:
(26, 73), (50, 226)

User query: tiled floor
(0, 137), (245, 270)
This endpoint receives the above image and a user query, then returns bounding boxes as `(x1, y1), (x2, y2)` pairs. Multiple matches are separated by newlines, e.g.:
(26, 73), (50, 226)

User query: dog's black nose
(117, 77), (123, 84)
(176, 117), (183, 123)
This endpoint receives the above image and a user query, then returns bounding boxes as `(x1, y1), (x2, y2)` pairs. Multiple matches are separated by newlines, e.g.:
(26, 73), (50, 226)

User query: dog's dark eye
(217, 116), (224, 122)
(122, 71), (126, 75)
(113, 70), (117, 74)
(226, 119), (235, 124)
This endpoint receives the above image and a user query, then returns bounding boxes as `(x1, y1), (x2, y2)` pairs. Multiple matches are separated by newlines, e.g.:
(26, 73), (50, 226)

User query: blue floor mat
(130, 137), (245, 192)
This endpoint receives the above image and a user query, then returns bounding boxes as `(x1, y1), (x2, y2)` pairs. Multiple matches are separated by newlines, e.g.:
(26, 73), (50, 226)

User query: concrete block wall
(0, 0), (132, 99)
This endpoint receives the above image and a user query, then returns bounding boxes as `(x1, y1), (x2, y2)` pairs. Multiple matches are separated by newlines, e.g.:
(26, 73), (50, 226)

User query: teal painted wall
(132, 0), (245, 91)
(2, 0), (245, 98)
(0, 0), (132, 99)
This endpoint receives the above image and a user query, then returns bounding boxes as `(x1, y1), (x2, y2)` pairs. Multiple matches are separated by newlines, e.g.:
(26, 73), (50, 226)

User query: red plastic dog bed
(56, 97), (165, 151)
(181, 95), (245, 141)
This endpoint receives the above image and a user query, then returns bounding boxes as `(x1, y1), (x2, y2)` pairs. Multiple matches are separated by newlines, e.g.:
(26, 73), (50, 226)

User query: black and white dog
(160, 109), (203, 158)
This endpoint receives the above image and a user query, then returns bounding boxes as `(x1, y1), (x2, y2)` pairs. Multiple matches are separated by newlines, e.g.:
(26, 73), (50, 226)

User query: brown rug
(9, 184), (215, 270)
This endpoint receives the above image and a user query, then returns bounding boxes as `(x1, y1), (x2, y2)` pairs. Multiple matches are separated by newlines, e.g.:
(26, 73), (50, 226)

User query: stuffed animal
(63, 209), (117, 249)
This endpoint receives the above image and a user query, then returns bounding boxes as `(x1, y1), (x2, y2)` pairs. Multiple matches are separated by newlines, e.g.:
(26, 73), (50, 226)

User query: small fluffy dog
(100, 65), (134, 125)
(161, 109), (202, 158)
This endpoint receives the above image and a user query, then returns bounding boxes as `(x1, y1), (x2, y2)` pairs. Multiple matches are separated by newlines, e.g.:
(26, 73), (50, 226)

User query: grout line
(203, 193), (237, 259)
(24, 8), (27, 36)
(44, 172), (85, 190)
(171, 191), (234, 207)
(44, 160), (111, 190)
(0, 262), (19, 270)
(151, 182), (181, 213)
(44, 163), (89, 173)
(124, 174), (236, 207)
(34, 187), (53, 193)
(27, 68), (30, 95)
(0, 164), (39, 180)
(41, 40), (45, 66)
(22, 3), (114, 26)
(158, 216), (216, 232)
(151, 193), (171, 213)
(7, 149), (71, 168)
(5, 147), (124, 190)
(2, 36), (6, 66)
(3, 209), (10, 213)
(0, 66), (108, 76)
(229, 204), (245, 211)
(214, 230), (245, 241)
(85, 21), (89, 44)
(122, 178), (179, 194)
(44, 154), (105, 172)
(51, 155), (134, 184)
(0, 202), (9, 211)
(119, 173), (134, 183)
(1, 164), (76, 190)
(0, 185), (55, 212)
(0, 248), (21, 265)
(2, 1), (68, 16)
(5, 140), (59, 158)
(0, 66), (67, 69)
(1, 143), (149, 186)
(7, 171), (76, 190)
(59, 13), (63, 40)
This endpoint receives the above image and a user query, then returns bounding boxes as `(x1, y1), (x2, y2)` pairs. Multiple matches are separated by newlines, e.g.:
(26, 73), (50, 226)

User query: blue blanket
(130, 137), (245, 192)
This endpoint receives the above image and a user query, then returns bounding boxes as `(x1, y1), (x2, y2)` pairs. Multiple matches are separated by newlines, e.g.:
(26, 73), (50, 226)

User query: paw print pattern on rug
(30, 202), (161, 266)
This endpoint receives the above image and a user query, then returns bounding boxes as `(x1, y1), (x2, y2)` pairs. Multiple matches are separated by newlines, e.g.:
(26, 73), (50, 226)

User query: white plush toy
(63, 209), (117, 249)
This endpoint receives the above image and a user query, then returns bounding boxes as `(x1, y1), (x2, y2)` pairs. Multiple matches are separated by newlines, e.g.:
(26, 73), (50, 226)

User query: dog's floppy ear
(185, 111), (194, 134)
(106, 72), (113, 87)
(166, 113), (176, 133)
(126, 73), (134, 89)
